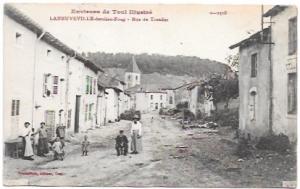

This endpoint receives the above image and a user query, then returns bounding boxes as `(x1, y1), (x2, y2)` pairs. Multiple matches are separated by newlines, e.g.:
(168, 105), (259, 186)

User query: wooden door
(45, 110), (55, 139)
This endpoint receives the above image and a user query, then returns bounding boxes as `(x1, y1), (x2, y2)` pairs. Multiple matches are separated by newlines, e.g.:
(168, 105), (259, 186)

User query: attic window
(47, 49), (52, 56)
(15, 32), (22, 44)
(61, 55), (65, 61)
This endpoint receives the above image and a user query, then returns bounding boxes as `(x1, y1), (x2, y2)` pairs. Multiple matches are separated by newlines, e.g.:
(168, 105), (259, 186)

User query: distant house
(99, 73), (128, 123)
(161, 88), (176, 109)
(136, 91), (167, 113)
(96, 82), (108, 127)
(230, 5), (297, 142)
(3, 5), (103, 140)
(187, 82), (214, 118)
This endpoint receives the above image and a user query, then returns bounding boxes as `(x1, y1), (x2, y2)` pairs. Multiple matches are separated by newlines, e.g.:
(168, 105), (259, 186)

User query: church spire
(126, 56), (141, 73)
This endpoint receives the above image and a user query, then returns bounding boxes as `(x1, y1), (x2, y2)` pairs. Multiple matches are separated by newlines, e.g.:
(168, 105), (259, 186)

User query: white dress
(21, 127), (34, 157)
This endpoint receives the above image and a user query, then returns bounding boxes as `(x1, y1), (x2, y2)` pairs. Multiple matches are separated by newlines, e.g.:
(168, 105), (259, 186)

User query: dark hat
(24, 122), (30, 125)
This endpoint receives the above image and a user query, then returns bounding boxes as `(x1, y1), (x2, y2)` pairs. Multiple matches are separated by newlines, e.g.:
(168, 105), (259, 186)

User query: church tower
(125, 56), (141, 89)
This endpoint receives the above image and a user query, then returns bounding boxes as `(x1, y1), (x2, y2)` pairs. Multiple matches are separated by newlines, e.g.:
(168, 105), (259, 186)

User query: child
(52, 137), (64, 161)
(82, 135), (90, 156)
(115, 130), (128, 156)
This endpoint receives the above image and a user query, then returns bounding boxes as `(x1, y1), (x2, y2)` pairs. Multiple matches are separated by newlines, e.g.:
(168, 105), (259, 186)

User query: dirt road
(3, 112), (296, 187)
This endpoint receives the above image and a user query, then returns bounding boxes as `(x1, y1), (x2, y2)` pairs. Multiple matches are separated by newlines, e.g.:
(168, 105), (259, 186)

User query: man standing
(130, 115), (142, 154)
(36, 122), (49, 157)
(20, 122), (34, 160)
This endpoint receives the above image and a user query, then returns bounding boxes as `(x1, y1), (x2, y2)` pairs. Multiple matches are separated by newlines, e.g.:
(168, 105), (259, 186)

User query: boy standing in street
(82, 135), (90, 156)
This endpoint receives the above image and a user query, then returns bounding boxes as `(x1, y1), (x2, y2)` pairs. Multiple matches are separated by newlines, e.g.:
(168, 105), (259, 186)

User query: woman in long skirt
(20, 122), (34, 160)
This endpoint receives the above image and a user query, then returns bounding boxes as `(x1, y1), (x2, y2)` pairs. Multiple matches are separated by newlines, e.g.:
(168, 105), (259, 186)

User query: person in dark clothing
(56, 125), (66, 147)
(115, 130), (128, 156)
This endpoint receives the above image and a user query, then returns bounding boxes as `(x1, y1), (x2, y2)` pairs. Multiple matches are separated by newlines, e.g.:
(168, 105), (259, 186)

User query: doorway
(45, 110), (55, 139)
(74, 95), (81, 133)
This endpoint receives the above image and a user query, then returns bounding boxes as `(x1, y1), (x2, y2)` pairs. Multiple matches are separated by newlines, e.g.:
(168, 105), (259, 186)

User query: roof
(173, 81), (199, 90)
(126, 56), (141, 73)
(229, 27), (270, 49)
(4, 4), (104, 73)
(98, 73), (124, 92)
(263, 5), (287, 17)
(187, 82), (202, 90)
(136, 91), (167, 94)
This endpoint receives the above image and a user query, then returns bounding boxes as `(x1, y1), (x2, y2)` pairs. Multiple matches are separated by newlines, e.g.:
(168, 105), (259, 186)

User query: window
(52, 76), (59, 94)
(89, 104), (93, 120)
(160, 103), (163, 108)
(150, 95), (153, 100)
(15, 32), (22, 44)
(85, 104), (88, 121)
(251, 53), (257, 78)
(169, 96), (173, 104)
(86, 76), (89, 94)
(288, 17), (297, 55)
(249, 91), (257, 121)
(93, 79), (96, 94)
(11, 100), (20, 116)
(89, 77), (93, 94)
(46, 49), (52, 56)
(160, 95), (163, 100)
(67, 110), (72, 128)
(288, 73), (297, 114)
(43, 74), (49, 96)
(136, 76), (138, 81)
(128, 75), (131, 80)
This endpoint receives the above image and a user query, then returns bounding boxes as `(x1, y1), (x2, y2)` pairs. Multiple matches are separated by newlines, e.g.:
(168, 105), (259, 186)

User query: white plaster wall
(33, 40), (68, 137)
(3, 15), (36, 140)
(67, 58), (85, 133)
(105, 89), (119, 122)
(271, 6), (297, 142)
(239, 43), (270, 140)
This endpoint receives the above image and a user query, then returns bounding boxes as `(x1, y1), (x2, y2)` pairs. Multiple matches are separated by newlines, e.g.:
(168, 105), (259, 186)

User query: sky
(11, 3), (273, 63)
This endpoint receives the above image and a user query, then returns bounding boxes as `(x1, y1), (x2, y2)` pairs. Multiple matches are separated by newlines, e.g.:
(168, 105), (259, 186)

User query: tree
(205, 74), (238, 111)
(225, 53), (239, 71)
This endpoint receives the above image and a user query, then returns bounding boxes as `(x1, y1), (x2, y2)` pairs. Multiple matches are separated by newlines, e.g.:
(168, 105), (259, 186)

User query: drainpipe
(268, 17), (273, 135)
(64, 52), (76, 130)
(31, 31), (46, 128)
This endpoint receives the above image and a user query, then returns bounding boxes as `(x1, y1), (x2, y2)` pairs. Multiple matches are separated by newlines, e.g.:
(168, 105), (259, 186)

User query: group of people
(19, 122), (65, 161)
(115, 115), (143, 156)
(18, 114), (142, 161)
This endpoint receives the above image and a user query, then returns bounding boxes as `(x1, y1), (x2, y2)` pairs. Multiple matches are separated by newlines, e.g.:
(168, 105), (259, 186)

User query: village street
(4, 112), (296, 187)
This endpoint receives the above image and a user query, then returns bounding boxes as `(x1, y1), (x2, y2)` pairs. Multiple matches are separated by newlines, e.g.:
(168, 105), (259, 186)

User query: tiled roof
(229, 27), (270, 49)
(263, 5), (287, 17)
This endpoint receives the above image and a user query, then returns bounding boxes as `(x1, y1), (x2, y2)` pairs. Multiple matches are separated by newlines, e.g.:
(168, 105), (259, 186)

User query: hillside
(104, 67), (195, 89)
(86, 52), (229, 78)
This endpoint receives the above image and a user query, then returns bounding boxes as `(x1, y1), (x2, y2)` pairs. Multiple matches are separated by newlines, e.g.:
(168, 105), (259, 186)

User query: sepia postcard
(2, 2), (298, 188)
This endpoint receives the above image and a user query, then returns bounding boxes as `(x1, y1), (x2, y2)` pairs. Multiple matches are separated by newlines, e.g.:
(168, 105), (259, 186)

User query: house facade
(136, 91), (167, 113)
(187, 83), (214, 118)
(264, 6), (297, 142)
(230, 5), (297, 142)
(3, 5), (103, 140)
(230, 28), (271, 140)
(162, 88), (176, 109)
